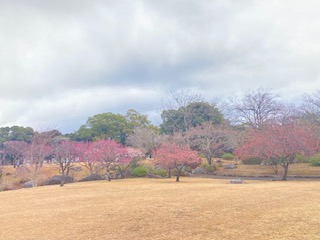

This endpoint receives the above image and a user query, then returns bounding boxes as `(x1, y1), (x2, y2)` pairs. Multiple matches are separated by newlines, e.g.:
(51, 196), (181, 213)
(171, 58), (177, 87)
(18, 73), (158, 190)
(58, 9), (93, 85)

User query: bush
(79, 174), (104, 182)
(153, 169), (167, 177)
(295, 153), (307, 163)
(309, 154), (320, 166)
(132, 167), (148, 177)
(203, 163), (217, 173)
(130, 158), (143, 169)
(221, 153), (235, 160)
(242, 157), (263, 165)
(45, 175), (74, 185)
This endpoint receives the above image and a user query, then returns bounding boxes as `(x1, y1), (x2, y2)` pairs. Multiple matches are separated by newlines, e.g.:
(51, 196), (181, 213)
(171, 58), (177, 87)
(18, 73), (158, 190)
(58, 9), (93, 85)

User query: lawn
(221, 162), (320, 177)
(1, 178), (320, 240)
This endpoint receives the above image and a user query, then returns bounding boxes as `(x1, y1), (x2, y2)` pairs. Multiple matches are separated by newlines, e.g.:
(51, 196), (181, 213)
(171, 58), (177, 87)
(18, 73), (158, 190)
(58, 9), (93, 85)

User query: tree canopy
(160, 102), (224, 134)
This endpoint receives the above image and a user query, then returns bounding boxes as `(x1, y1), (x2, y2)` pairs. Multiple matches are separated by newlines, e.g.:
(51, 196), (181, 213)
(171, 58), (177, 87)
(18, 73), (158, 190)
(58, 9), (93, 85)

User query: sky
(1, 0), (320, 133)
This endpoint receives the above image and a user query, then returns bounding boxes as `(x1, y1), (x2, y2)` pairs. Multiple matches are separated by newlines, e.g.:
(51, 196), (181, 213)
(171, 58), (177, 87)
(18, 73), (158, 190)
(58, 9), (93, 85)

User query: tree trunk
(60, 175), (65, 187)
(207, 157), (212, 165)
(282, 164), (289, 181)
(176, 174), (180, 182)
(176, 167), (182, 182)
(106, 172), (111, 181)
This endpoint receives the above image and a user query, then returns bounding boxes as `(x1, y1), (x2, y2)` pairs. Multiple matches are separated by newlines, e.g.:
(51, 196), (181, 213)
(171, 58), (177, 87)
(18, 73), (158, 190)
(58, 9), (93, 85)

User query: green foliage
(309, 154), (320, 166)
(242, 157), (263, 165)
(0, 126), (34, 144)
(152, 169), (167, 177)
(125, 109), (154, 133)
(295, 153), (307, 163)
(221, 153), (235, 160)
(69, 125), (95, 142)
(129, 158), (144, 170)
(132, 167), (148, 177)
(160, 101), (224, 134)
(87, 112), (128, 144)
(203, 163), (217, 173)
(72, 109), (155, 144)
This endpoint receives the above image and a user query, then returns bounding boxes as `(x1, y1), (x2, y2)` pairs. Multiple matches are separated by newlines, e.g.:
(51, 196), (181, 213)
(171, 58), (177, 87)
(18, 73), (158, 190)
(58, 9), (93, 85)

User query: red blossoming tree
(93, 139), (124, 181)
(154, 143), (201, 182)
(78, 141), (102, 175)
(235, 122), (318, 180)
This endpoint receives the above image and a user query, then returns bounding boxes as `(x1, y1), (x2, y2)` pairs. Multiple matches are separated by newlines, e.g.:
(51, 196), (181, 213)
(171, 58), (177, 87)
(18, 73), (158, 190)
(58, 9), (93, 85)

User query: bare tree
(26, 131), (54, 187)
(126, 127), (160, 157)
(3, 141), (28, 167)
(160, 89), (205, 134)
(162, 89), (204, 111)
(301, 90), (320, 125)
(187, 123), (236, 165)
(230, 88), (283, 128)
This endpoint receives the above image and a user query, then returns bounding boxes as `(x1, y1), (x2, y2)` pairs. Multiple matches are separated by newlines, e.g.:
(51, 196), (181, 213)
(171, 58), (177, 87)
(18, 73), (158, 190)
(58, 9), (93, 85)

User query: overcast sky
(1, 0), (320, 133)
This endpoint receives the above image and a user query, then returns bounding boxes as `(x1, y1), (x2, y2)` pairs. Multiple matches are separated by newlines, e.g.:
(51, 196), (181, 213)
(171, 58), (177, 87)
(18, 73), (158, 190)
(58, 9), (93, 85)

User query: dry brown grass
(221, 162), (320, 177)
(1, 178), (320, 240)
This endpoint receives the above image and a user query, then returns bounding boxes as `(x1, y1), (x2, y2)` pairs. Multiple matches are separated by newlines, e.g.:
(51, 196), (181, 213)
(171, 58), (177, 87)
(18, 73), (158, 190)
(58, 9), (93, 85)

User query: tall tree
(301, 90), (320, 125)
(0, 126), (34, 144)
(69, 125), (95, 142)
(231, 88), (283, 128)
(161, 89), (204, 134)
(160, 101), (223, 134)
(76, 112), (129, 144)
(125, 109), (153, 131)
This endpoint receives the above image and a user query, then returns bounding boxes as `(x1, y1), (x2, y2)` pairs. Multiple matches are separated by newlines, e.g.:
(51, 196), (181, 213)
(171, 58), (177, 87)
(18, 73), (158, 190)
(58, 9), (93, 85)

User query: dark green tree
(0, 126), (34, 144)
(87, 112), (128, 144)
(69, 125), (95, 142)
(160, 102), (224, 134)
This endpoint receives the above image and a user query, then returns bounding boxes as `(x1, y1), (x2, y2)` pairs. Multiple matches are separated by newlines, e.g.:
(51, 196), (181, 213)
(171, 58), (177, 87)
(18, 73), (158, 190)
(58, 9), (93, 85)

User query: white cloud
(1, 0), (320, 132)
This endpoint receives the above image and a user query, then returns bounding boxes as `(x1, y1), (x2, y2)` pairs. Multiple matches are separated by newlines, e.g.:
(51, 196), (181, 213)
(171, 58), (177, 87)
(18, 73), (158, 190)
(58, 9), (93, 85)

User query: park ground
(1, 177), (320, 240)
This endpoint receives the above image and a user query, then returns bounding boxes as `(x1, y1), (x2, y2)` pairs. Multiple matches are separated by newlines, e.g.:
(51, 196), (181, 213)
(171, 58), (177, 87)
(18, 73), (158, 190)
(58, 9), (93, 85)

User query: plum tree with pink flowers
(235, 122), (318, 180)
(154, 143), (201, 182)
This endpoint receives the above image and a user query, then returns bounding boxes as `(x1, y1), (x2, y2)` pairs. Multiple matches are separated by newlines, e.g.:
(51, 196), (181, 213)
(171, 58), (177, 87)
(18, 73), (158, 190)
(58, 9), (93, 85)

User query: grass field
(222, 162), (320, 177)
(1, 178), (320, 240)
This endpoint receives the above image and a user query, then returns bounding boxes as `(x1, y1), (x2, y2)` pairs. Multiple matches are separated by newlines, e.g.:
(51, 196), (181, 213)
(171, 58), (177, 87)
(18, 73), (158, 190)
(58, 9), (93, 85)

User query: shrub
(309, 154), (320, 166)
(295, 153), (307, 163)
(221, 153), (235, 160)
(45, 175), (74, 185)
(132, 167), (148, 177)
(130, 158), (143, 169)
(203, 163), (217, 173)
(79, 174), (104, 182)
(242, 157), (263, 165)
(153, 169), (167, 177)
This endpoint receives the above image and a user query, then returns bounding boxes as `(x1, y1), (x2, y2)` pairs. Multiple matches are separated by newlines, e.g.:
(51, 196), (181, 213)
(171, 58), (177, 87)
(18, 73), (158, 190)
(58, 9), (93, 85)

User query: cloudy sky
(1, 0), (320, 133)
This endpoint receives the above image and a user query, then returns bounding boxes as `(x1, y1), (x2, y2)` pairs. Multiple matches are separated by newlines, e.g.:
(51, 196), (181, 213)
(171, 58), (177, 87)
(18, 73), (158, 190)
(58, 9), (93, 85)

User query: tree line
(1, 88), (320, 184)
